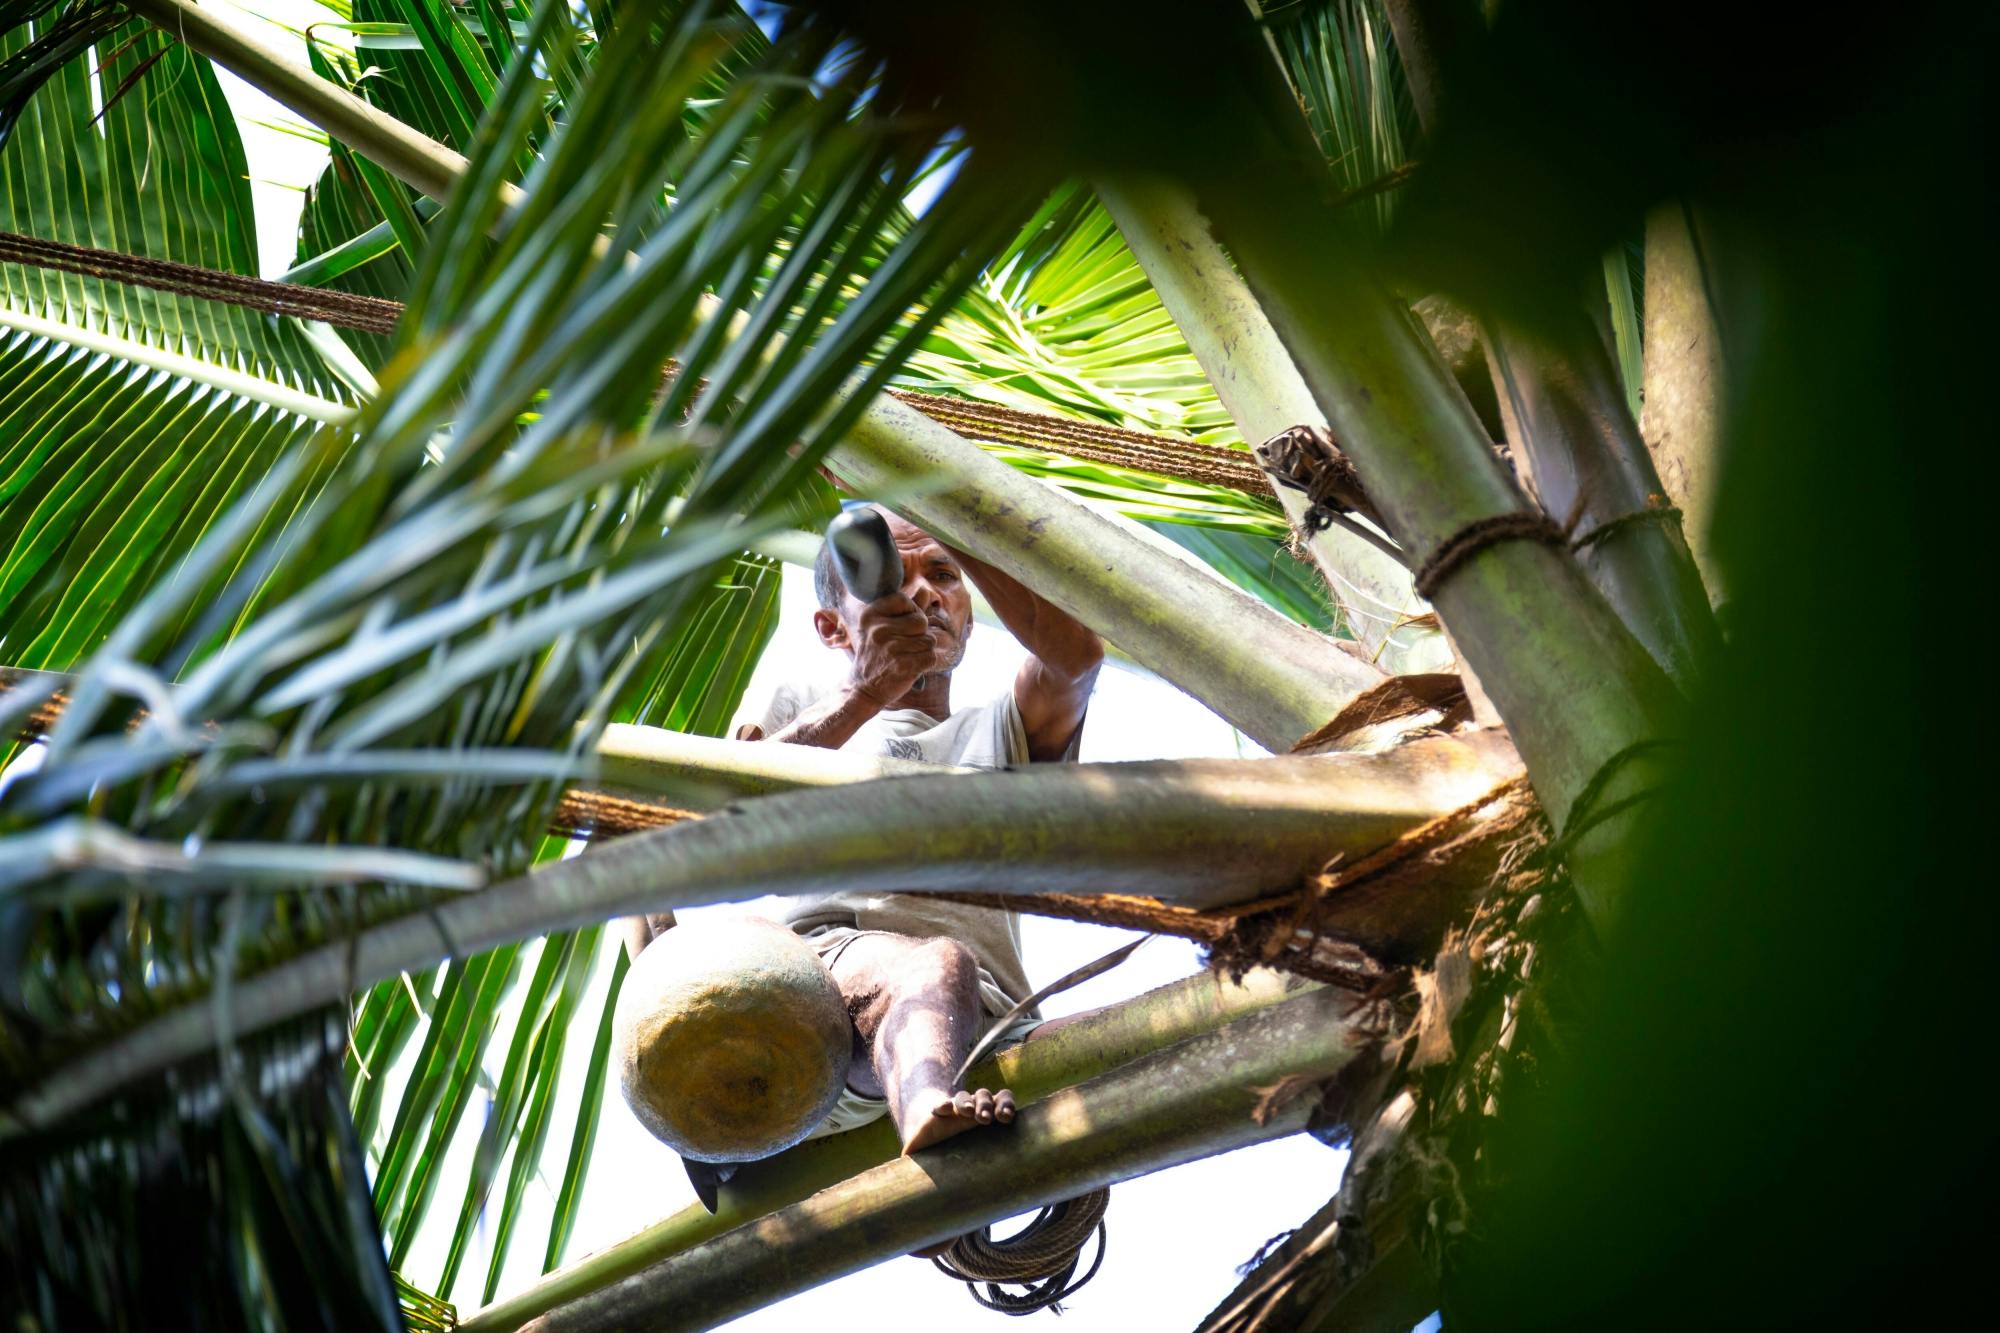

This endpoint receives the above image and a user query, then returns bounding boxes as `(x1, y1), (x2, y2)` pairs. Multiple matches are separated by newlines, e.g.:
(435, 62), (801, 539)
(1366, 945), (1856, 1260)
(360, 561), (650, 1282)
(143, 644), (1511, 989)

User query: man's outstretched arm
(949, 547), (1103, 761)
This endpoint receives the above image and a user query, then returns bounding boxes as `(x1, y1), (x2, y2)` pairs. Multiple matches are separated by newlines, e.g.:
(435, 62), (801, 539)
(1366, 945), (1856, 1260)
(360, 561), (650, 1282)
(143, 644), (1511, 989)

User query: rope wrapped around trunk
(931, 1187), (1110, 1315)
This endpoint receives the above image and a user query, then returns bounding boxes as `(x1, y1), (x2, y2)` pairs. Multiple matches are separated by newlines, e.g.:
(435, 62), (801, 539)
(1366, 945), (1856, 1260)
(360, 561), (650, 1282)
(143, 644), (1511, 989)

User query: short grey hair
(813, 536), (846, 610)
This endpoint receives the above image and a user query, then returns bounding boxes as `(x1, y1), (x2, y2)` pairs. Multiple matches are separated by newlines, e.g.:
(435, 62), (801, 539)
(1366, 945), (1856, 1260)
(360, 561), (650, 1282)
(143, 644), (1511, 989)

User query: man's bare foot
(900, 1085), (1017, 1155)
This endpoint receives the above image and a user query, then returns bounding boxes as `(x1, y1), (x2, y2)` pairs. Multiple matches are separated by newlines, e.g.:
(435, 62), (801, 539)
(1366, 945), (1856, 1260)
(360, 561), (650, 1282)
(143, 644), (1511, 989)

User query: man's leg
(827, 933), (1017, 1154)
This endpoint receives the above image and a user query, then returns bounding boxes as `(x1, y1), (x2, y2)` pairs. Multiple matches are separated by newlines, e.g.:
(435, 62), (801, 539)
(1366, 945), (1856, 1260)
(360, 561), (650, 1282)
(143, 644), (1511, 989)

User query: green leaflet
(0, 22), (343, 384)
(0, 21), (349, 669)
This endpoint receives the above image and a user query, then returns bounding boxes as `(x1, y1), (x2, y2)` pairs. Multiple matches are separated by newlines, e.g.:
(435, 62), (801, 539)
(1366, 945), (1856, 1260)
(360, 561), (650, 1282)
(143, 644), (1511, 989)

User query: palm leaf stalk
(5, 731), (1516, 1132)
(1138, 10), (1684, 935)
(123, 0), (478, 204)
(799, 1), (1684, 934)
(507, 983), (1369, 1333)
(828, 398), (1386, 749)
(1, 3), (1026, 1322)
(1637, 202), (1726, 604)
(1093, 173), (1446, 674)
(1380, 0), (1720, 692)
(467, 965), (1315, 1330)
(592, 719), (970, 798)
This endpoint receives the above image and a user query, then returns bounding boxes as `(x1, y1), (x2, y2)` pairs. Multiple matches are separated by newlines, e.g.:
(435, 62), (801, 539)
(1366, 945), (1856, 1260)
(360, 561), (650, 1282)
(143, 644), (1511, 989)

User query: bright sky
(204, 5), (1379, 1325)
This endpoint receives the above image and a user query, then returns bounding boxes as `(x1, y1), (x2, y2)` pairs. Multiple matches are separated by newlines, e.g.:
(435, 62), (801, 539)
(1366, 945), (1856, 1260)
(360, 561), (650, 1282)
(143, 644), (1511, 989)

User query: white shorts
(801, 926), (1042, 1139)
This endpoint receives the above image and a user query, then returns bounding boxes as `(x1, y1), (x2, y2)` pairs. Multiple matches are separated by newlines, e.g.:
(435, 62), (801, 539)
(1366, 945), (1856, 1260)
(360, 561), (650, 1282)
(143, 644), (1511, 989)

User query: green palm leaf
(1263, 0), (1414, 232)
(905, 183), (1238, 444)
(0, 19), (353, 673)
(292, 0), (533, 370)
(0, 4), (1018, 1326)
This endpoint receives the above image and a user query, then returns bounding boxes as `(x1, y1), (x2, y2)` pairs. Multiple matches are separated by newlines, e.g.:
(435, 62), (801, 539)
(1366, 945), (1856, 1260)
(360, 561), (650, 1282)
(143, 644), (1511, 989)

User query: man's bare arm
(739, 687), (882, 749)
(949, 547), (1103, 761)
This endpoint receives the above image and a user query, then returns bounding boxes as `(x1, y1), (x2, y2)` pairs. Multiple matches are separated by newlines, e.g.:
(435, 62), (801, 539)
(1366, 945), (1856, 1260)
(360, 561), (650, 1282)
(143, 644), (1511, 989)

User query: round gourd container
(613, 917), (852, 1163)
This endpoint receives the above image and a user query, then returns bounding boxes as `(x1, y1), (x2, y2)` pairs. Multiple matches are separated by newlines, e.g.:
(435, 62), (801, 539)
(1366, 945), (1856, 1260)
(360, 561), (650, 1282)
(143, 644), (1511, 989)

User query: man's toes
(951, 1090), (977, 1119)
(973, 1089), (995, 1123)
(995, 1090), (1016, 1123)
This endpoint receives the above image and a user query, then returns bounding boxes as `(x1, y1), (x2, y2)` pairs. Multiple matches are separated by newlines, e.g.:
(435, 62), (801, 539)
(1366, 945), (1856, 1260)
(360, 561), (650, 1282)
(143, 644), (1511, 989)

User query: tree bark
(511, 984), (1369, 1333)
(463, 966), (1315, 1331)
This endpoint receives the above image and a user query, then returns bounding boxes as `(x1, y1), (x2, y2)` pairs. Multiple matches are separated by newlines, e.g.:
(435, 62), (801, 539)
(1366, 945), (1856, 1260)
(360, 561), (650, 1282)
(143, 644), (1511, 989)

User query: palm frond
(0, 0), (127, 144)
(0, 1), (1021, 1323)
(292, 0), (573, 371)
(903, 183), (1239, 444)
(1260, 0), (1415, 234)
(0, 1013), (404, 1332)
(0, 19), (354, 675)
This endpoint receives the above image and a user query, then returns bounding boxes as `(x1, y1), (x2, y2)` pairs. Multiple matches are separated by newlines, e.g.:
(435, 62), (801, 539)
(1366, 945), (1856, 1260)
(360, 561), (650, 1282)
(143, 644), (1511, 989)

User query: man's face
(834, 512), (973, 675)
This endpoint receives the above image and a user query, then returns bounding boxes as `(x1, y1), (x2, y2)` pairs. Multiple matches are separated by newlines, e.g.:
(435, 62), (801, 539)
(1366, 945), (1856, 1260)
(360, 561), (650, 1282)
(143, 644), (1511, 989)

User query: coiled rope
(931, 1188), (1110, 1315)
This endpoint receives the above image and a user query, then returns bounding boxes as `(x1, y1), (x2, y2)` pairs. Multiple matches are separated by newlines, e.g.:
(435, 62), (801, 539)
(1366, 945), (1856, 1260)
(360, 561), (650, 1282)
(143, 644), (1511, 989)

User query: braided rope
(0, 229), (1279, 498)
(0, 230), (405, 335)
(1569, 498), (1685, 553)
(932, 1188), (1110, 1315)
(1549, 737), (1678, 858)
(1411, 511), (1567, 600)
(892, 388), (1274, 495)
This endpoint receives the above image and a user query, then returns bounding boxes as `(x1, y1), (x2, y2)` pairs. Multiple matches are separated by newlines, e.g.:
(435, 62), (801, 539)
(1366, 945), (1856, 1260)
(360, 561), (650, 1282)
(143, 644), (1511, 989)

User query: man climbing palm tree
(628, 507), (1102, 1205)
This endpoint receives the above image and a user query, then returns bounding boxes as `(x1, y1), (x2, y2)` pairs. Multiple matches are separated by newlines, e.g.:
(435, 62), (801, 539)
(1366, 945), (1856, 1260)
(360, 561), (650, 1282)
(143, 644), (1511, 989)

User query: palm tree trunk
(1093, 174), (1447, 675)
(1480, 308), (1721, 689)
(4, 735), (1516, 1133)
(464, 966), (1315, 1331)
(1203, 189), (1679, 930)
(1133, 14), (1685, 932)
(509, 984), (1369, 1333)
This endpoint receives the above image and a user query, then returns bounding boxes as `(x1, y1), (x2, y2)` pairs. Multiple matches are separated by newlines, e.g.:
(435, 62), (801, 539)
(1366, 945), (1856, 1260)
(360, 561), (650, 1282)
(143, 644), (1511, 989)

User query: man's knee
(897, 936), (979, 993)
